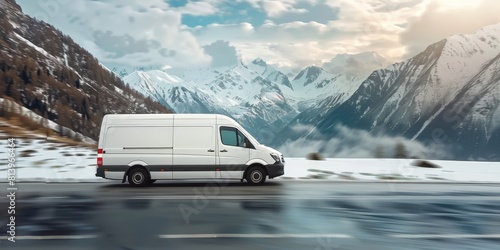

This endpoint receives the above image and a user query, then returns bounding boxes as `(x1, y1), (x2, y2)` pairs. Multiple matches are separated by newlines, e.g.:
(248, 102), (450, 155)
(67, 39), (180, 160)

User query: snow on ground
(0, 138), (99, 182)
(14, 33), (57, 61)
(284, 158), (500, 182)
(1, 139), (500, 183)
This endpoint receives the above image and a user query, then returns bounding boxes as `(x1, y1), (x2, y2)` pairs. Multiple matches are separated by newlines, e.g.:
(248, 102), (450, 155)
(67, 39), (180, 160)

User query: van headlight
(270, 153), (280, 162)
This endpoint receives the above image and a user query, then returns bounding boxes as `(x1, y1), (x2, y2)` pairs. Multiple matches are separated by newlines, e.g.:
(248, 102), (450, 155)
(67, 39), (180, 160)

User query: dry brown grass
(0, 117), (96, 149)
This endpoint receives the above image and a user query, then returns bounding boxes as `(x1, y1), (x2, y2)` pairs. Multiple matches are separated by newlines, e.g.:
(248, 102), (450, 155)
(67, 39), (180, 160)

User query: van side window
(220, 127), (238, 146)
(220, 127), (248, 147)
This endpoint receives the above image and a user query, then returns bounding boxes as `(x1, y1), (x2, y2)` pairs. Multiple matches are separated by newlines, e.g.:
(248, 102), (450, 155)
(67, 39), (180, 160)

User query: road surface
(1, 181), (500, 249)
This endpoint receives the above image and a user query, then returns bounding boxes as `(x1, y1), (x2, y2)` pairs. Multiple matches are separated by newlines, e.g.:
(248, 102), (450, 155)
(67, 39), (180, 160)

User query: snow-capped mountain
(124, 70), (217, 114)
(247, 58), (293, 90)
(123, 62), (297, 144)
(113, 66), (162, 78)
(285, 65), (366, 111)
(414, 53), (500, 159)
(293, 23), (500, 160)
(123, 56), (374, 143)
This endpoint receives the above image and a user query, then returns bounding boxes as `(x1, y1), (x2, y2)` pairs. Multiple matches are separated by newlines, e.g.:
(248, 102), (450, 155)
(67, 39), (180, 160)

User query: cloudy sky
(17, 0), (500, 75)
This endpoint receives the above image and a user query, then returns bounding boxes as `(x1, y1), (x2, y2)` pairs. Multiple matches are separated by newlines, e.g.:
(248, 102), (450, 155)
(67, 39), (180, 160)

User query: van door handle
(208, 149), (215, 152)
(220, 149), (228, 153)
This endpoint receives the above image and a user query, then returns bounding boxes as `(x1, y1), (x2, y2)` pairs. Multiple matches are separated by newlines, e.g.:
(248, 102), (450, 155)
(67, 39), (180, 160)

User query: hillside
(0, 0), (170, 141)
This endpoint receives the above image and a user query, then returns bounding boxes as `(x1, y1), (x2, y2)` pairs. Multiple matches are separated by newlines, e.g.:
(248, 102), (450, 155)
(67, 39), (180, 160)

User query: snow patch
(14, 33), (57, 61)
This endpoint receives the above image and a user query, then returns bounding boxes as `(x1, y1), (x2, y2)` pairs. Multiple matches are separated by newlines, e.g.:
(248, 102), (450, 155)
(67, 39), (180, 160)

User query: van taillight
(97, 148), (103, 167)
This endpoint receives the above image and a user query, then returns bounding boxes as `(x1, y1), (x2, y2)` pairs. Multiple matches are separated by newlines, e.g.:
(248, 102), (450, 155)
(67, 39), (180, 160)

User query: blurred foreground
(1, 181), (499, 249)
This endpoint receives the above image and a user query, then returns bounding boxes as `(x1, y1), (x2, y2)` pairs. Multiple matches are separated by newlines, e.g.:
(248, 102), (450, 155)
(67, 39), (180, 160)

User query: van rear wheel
(128, 168), (150, 187)
(246, 166), (266, 185)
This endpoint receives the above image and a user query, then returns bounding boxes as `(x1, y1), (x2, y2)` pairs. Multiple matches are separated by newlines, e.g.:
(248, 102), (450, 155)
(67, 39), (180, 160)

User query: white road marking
(0, 235), (98, 240)
(390, 234), (500, 239)
(158, 233), (353, 239)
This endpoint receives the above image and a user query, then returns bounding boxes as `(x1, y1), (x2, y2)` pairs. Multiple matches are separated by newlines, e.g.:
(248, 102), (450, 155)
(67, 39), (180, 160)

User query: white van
(95, 114), (284, 186)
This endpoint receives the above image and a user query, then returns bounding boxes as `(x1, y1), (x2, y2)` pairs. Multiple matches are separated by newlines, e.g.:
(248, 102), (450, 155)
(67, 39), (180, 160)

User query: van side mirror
(244, 138), (254, 149)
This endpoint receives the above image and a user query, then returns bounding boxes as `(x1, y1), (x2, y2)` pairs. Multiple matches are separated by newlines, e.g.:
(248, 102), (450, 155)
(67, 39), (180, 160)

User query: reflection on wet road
(1, 181), (500, 249)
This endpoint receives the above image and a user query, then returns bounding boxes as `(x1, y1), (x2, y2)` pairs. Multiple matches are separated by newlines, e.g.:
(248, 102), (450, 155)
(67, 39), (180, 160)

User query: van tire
(246, 166), (266, 185)
(128, 168), (150, 187)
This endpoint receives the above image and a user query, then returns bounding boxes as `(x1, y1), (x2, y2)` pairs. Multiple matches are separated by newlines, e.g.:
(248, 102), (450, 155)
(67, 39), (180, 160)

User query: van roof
(103, 113), (235, 122)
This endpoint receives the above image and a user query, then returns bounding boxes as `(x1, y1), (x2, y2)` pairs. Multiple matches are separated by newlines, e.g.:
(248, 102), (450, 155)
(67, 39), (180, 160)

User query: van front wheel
(128, 168), (150, 187)
(246, 166), (266, 185)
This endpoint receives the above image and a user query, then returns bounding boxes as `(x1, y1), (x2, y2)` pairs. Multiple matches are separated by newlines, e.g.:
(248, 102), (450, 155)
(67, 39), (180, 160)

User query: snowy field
(1, 138), (500, 183)
(0, 138), (98, 182)
(284, 158), (500, 182)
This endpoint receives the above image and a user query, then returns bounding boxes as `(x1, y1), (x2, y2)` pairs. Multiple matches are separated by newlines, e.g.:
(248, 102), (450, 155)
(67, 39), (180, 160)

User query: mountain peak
(306, 65), (323, 71)
(247, 58), (293, 90)
(293, 65), (323, 81)
(252, 58), (267, 67)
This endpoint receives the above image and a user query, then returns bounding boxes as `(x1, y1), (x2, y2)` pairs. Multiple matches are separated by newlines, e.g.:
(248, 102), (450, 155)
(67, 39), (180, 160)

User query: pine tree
(394, 141), (408, 159)
(0, 99), (5, 117)
(0, 60), (6, 72)
(20, 66), (31, 84)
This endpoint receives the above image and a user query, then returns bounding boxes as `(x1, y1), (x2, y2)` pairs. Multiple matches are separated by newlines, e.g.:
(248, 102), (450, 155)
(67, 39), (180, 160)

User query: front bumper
(96, 167), (105, 178)
(266, 162), (284, 178)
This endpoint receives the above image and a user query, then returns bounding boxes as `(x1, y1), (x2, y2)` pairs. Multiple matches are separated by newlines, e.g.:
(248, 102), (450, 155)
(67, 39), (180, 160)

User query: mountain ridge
(291, 22), (500, 160)
(123, 53), (389, 144)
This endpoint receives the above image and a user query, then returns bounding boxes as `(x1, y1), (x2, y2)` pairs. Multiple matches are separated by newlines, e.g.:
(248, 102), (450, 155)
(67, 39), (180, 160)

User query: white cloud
(241, 0), (311, 17)
(187, 0), (431, 72)
(323, 0), (428, 59)
(278, 124), (452, 159)
(401, 0), (500, 57)
(16, 0), (500, 74)
(261, 0), (307, 17)
(174, 0), (220, 16)
(322, 51), (390, 77)
(188, 22), (339, 72)
(18, 0), (212, 71)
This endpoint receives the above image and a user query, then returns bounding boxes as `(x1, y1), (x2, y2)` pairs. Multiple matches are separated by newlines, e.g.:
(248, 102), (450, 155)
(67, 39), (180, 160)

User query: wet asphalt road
(1, 181), (500, 249)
